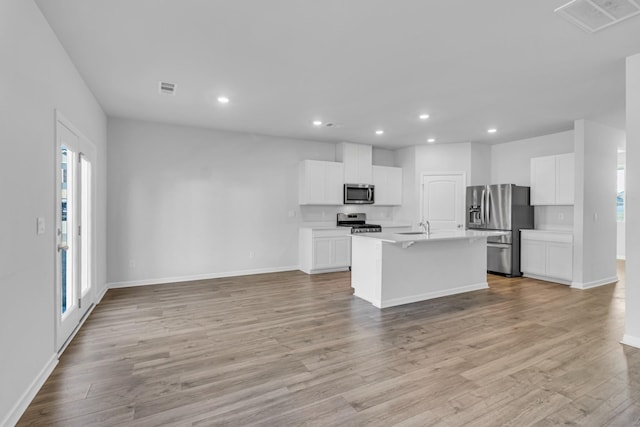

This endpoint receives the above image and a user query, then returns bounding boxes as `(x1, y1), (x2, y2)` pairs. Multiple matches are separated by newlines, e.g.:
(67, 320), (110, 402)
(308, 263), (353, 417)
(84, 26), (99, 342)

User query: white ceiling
(35, 0), (640, 149)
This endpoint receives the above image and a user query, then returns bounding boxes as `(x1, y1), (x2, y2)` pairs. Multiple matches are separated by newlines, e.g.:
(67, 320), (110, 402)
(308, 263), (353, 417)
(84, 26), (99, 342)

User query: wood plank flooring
(18, 261), (640, 426)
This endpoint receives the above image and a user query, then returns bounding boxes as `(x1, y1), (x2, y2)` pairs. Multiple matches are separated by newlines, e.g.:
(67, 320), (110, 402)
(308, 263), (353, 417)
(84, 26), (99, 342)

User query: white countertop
(521, 229), (573, 243)
(521, 229), (573, 234)
(377, 221), (412, 228)
(352, 229), (508, 244)
(299, 223), (339, 230)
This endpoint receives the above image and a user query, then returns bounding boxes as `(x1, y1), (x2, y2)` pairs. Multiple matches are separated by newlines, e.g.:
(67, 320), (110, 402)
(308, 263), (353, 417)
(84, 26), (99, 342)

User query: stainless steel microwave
(344, 183), (374, 204)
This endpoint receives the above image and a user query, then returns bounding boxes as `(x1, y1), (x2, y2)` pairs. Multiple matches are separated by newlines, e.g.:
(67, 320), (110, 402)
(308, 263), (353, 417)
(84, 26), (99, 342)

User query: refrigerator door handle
(486, 190), (491, 224)
(480, 188), (486, 226)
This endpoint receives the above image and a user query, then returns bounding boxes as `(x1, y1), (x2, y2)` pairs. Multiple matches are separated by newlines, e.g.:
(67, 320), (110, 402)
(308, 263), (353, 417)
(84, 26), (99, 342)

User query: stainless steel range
(337, 213), (382, 234)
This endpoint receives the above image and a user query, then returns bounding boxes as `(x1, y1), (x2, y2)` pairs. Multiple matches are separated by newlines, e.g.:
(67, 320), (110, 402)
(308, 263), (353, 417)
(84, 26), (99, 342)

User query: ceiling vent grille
(159, 81), (176, 95)
(555, 0), (640, 32)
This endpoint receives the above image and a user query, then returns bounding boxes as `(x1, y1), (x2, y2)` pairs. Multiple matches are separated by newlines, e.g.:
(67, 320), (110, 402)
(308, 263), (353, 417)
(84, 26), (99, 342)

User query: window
(617, 167), (625, 222)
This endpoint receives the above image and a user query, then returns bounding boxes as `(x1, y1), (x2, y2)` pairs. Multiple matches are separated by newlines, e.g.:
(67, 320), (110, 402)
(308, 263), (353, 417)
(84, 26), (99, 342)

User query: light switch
(36, 217), (45, 235)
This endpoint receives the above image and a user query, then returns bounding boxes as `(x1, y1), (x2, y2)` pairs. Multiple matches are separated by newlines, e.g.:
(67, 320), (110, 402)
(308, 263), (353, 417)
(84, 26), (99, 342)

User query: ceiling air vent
(159, 81), (176, 95)
(555, 0), (640, 33)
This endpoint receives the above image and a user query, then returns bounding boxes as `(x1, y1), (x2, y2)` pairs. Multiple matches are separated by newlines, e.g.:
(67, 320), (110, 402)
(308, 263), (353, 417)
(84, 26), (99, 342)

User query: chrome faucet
(418, 220), (431, 234)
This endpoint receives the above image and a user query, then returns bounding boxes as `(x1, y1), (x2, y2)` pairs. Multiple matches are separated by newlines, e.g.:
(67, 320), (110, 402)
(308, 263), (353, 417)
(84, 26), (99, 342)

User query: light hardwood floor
(19, 261), (640, 426)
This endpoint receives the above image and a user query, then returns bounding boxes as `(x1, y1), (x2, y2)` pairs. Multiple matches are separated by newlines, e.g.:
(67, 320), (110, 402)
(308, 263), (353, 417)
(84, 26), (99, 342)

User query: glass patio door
(56, 115), (95, 350)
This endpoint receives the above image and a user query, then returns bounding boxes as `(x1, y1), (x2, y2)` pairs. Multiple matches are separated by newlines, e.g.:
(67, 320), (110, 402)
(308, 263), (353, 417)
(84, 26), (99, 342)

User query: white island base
(351, 231), (496, 309)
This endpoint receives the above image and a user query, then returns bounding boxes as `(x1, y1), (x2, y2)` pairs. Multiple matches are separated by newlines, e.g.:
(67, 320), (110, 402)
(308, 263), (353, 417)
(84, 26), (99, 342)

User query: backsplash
(300, 205), (397, 224)
(534, 205), (574, 231)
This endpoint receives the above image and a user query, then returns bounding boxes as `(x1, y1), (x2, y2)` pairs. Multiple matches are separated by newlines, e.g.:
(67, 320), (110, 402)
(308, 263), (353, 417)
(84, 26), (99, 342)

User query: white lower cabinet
(299, 228), (351, 274)
(521, 230), (573, 284)
(547, 242), (573, 281)
(521, 239), (546, 276)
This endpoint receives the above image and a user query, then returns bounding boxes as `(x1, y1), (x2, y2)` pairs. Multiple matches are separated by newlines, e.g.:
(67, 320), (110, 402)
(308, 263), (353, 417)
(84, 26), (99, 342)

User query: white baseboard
(621, 334), (640, 349)
(379, 282), (489, 309)
(107, 266), (299, 289)
(95, 284), (109, 304)
(617, 255), (626, 260)
(2, 354), (58, 427)
(571, 276), (618, 290)
(523, 273), (571, 286)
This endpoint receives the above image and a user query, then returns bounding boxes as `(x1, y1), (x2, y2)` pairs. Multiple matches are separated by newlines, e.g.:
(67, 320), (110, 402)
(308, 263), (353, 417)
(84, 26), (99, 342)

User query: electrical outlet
(249, 251), (255, 259)
(36, 217), (45, 235)
(129, 259), (136, 268)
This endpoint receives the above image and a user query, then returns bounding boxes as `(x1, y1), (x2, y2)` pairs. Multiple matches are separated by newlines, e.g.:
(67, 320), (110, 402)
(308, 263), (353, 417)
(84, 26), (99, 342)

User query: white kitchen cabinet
(521, 239), (546, 276)
(299, 160), (344, 205)
(372, 165), (403, 205)
(299, 228), (351, 274)
(530, 153), (574, 205)
(547, 242), (573, 281)
(336, 142), (372, 184)
(521, 230), (573, 284)
(555, 153), (575, 205)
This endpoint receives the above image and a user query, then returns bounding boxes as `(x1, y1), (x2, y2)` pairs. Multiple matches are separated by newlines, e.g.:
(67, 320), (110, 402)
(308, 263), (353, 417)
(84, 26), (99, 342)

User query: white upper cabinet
(555, 153), (575, 205)
(299, 160), (344, 205)
(336, 142), (372, 184)
(530, 156), (556, 205)
(530, 153), (575, 205)
(372, 165), (402, 205)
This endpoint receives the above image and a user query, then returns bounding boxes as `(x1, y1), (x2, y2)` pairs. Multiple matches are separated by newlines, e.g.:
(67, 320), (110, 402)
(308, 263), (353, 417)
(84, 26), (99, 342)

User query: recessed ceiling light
(375, 130), (384, 135)
(419, 114), (430, 120)
(427, 138), (436, 143)
(313, 120), (323, 126)
(488, 128), (497, 133)
(217, 96), (230, 104)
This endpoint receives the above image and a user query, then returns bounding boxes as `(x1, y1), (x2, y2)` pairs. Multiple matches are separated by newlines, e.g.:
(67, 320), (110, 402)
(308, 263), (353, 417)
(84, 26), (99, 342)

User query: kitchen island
(351, 230), (507, 308)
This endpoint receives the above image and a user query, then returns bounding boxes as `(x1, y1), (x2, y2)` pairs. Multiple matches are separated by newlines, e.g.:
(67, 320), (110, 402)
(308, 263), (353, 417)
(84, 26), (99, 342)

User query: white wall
(395, 142), (483, 224)
(372, 147), (396, 166)
(491, 130), (575, 231)
(0, 0), (107, 424)
(470, 143), (491, 186)
(624, 53), (640, 347)
(395, 146), (417, 224)
(414, 143), (473, 180)
(490, 130), (574, 186)
(107, 119), (397, 285)
(572, 119), (620, 289)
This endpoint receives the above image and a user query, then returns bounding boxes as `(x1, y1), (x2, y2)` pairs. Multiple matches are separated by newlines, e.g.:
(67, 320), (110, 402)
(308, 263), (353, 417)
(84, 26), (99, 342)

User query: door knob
(58, 243), (69, 252)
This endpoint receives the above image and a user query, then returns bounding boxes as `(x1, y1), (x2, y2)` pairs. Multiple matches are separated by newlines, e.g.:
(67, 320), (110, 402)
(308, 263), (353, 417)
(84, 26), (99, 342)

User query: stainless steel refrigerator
(466, 184), (534, 277)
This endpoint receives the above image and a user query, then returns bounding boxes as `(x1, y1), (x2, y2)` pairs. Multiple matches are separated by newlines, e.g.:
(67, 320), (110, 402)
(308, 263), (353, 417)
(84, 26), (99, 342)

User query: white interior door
(56, 113), (95, 351)
(421, 173), (465, 230)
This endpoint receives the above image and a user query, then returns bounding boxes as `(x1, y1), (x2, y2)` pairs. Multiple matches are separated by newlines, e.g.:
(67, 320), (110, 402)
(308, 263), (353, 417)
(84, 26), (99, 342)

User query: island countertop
(351, 229), (500, 308)
(352, 229), (508, 244)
